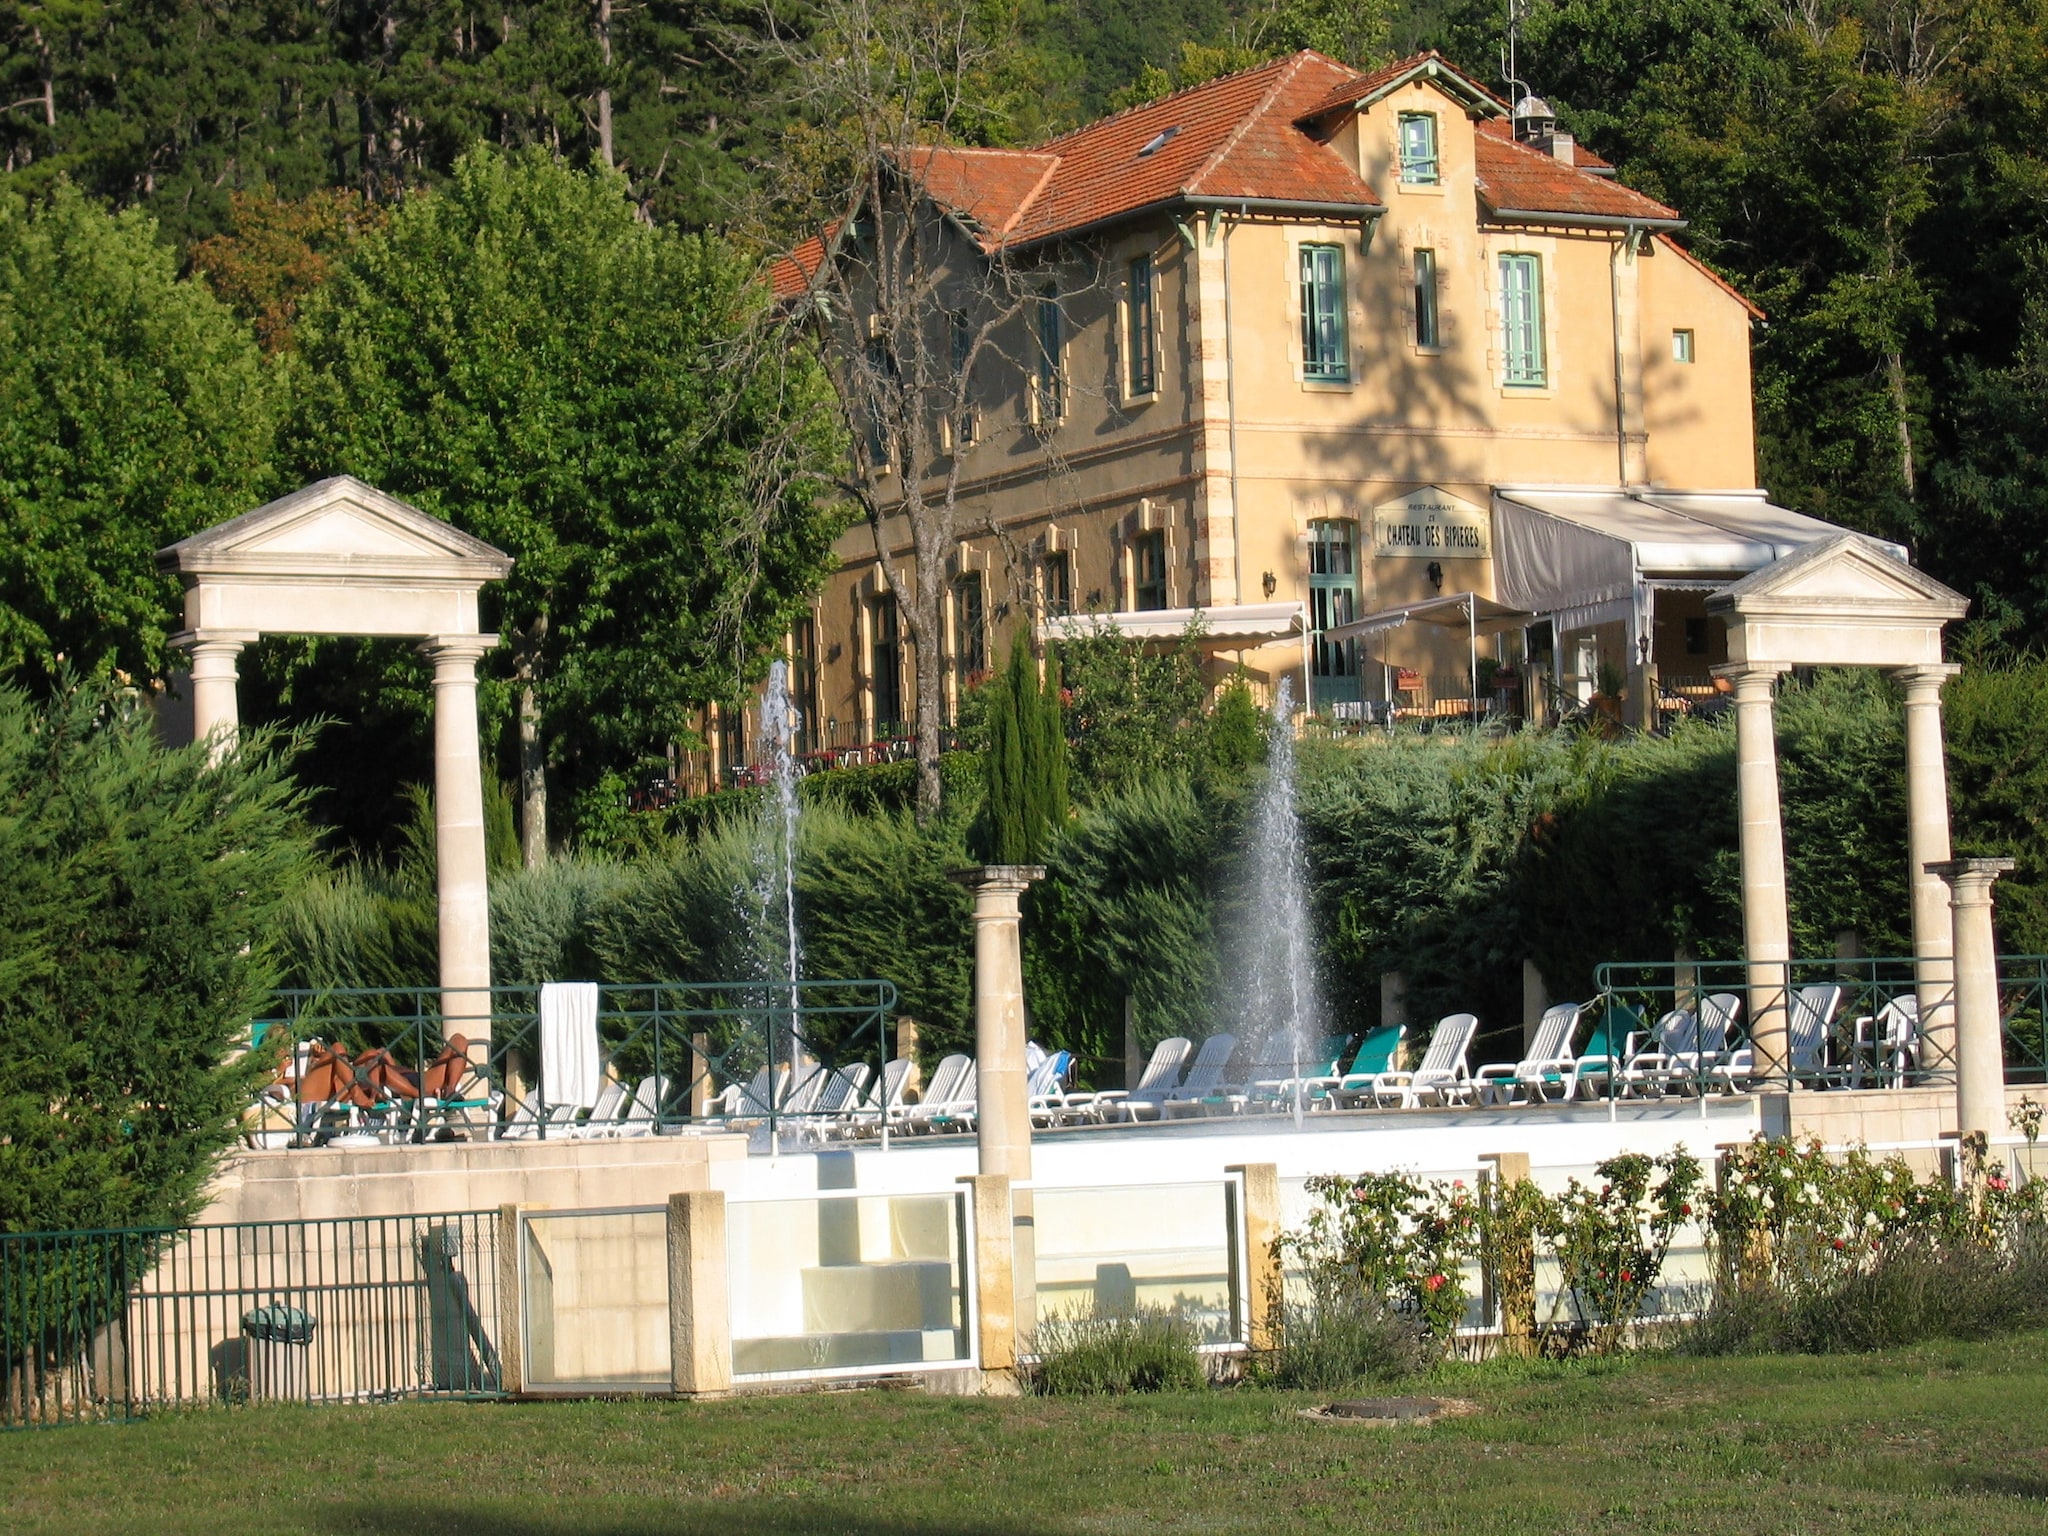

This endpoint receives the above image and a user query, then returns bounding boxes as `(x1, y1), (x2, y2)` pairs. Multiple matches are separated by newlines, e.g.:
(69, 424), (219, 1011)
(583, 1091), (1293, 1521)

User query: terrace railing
(243, 979), (901, 1148)
(1590, 953), (2048, 1097)
(2, 1210), (503, 1428)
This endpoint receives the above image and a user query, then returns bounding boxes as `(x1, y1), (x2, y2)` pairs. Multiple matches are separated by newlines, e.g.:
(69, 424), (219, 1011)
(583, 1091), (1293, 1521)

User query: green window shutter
(1500, 253), (1546, 386)
(1299, 244), (1349, 381)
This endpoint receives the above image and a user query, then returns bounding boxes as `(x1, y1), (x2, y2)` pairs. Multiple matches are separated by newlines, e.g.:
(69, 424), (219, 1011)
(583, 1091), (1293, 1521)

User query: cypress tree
(978, 631), (1067, 864)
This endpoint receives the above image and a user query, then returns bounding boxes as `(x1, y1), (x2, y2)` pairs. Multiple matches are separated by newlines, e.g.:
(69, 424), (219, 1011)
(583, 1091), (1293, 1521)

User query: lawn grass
(6, 1334), (2048, 1534)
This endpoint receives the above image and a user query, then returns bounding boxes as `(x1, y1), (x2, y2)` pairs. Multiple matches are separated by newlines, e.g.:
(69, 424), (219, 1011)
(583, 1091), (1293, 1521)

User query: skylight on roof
(1137, 126), (1181, 158)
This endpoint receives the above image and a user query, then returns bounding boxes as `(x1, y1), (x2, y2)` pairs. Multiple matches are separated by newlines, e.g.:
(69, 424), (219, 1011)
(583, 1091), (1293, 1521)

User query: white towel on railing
(540, 982), (602, 1110)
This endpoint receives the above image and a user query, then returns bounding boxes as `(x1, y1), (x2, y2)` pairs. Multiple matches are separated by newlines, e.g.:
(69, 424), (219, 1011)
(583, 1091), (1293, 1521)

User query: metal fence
(2, 1210), (503, 1428)
(243, 979), (900, 1148)
(1590, 953), (2048, 1095)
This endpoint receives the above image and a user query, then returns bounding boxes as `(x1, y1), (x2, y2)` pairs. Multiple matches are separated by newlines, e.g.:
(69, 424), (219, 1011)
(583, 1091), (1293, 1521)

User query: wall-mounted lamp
(1426, 560), (1444, 591)
(1261, 570), (1278, 598)
(826, 641), (843, 663)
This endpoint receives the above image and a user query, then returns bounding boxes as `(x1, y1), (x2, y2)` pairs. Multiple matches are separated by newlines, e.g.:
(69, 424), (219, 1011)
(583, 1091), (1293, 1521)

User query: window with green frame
(1133, 529), (1169, 610)
(1298, 243), (1349, 382)
(1398, 113), (1439, 185)
(1498, 252), (1546, 386)
(1308, 520), (1360, 701)
(1125, 255), (1157, 396)
(1034, 287), (1064, 421)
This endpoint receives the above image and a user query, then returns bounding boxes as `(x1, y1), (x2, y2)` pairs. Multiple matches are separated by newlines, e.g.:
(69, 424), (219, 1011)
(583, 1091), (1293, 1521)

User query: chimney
(1512, 94), (1574, 164)
(1511, 94), (1555, 146)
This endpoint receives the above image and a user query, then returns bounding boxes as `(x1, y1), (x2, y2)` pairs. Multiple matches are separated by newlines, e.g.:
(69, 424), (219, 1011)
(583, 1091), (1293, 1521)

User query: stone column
(1897, 664), (1963, 1073)
(1226, 1164), (1281, 1354)
(1928, 859), (2013, 1140)
(953, 866), (1044, 1185)
(667, 1190), (733, 1398)
(422, 635), (499, 1044)
(958, 1174), (1018, 1375)
(171, 630), (258, 763)
(953, 865), (1044, 1344)
(1716, 661), (1792, 1075)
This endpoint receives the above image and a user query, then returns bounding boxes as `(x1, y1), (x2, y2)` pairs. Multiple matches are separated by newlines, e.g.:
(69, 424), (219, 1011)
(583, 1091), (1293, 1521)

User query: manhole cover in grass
(1303, 1396), (1476, 1426)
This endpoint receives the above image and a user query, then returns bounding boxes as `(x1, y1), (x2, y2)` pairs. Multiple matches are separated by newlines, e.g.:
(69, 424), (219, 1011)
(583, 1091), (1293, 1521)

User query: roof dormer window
(1398, 112), (1440, 186)
(1137, 126), (1181, 158)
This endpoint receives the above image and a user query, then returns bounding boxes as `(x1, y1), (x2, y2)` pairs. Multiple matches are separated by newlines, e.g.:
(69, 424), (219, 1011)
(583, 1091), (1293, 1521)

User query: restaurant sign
(1372, 487), (1491, 559)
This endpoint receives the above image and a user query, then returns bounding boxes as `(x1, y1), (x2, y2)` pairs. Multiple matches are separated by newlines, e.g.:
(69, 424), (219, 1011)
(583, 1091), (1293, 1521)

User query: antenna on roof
(1501, 0), (1532, 103)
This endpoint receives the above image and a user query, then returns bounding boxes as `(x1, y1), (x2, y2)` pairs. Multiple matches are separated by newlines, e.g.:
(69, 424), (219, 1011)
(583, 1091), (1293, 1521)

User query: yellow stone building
(704, 50), (1866, 781)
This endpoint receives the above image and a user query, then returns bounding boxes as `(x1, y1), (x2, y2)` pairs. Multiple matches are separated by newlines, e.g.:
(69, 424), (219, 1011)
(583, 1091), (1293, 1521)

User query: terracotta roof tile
(779, 50), (1690, 279)
(770, 232), (829, 300)
(1298, 50), (1505, 120)
(911, 52), (1378, 250)
(1475, 127), (1680, 224)
(1476, 116), (1611, 171)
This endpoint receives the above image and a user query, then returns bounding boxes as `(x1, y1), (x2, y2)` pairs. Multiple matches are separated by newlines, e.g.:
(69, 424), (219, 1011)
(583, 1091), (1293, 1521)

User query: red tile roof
(1298, 50), (1506, 120)
(774, 50), (1689, 289)
(910, 52), (1378, 251)
(771, 232), (829, 300)
(1474, 124), (1681, 224)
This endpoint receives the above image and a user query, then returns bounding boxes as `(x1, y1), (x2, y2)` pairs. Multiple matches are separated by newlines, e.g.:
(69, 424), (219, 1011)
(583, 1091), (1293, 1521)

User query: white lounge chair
(846, 1057), (915, 1136)
(1474, 1003), (1587, 1104)
(1027, 1050), (1082, 1126)
(566, 1077), (632, 1137)
(1158, 1033), (1240, 1118)
(1713, 983), (1844, 1089)
(900, 1054), (976, 1133)
(1086, 1036), (1192, 1124)
(1851, 994), (1919, 1088)
(1368, 1014), (1477, 1108)
(615, 1074), (672, 1135)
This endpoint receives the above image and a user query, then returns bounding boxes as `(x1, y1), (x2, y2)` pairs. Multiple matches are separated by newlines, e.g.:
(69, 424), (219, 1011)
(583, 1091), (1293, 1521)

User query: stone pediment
(159, 476), (513, 582)
(1710, 533), (1964, 613)
(1709, 533), (1966, 668)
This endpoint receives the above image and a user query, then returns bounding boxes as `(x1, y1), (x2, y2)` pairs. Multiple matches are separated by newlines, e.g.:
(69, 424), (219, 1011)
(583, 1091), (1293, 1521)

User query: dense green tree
(976, 633), (1069, 864)
(0, 677), (319, 1233)
(284, 145), (848, 860)
(0, 182), (273, 688)
(0, 0), (795, 242)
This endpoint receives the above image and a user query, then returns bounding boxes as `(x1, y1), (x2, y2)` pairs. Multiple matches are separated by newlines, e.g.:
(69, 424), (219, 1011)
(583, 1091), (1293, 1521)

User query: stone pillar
(1226, 1163), (1281, 1353)
(1381, 971), (1409, 1030)
(1898, 664), (1963, 1073)
(1716, 661), (1792, 1075)
(495, 1203), (525, 1394)
(959, 1173), (1016, 1373)
(1521, 962), (1549, 1052)
(1123, 996), (1142, 1089)
(952, 866), (1044, 1186)
(667, 1190), (732, 1398)
(171, 630), (258, 763)
(1928, 859), (2013, 1140)
(689, 1031), (714, 1120)
(953, 865), (1044, 1342)
(422, 635), (499, 1044)
(1479, 1152), (1535, 1352)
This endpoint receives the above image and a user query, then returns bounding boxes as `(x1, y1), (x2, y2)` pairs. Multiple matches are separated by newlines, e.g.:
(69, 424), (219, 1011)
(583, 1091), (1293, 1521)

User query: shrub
(1688, 1249), (2048, 1356)
(1543, 1151), (1703, 1346)
(0, 678), (319, 1233)
(1284, 1171), (1480, 1346)
(1257, 1284), (1430, 1391)
(1028, 1307), (1206, 1395)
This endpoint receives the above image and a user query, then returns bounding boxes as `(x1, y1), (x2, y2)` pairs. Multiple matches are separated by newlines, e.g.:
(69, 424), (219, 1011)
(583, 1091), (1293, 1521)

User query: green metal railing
(2, 1210), (502, 1428)
(1588, 953), (2048, 1096)
(244, 979), (900, 1147)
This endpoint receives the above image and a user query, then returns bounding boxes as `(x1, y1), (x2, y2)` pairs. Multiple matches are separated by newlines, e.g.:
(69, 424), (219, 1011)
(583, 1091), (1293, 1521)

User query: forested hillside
(4, 0), (2045, 646)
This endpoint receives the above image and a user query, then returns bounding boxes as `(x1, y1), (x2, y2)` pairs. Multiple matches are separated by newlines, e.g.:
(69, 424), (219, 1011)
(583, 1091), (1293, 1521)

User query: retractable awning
(1323, 592), (1531, 644)
(1490, 488), (1903, 639)
(1040, 602), (1307, 647)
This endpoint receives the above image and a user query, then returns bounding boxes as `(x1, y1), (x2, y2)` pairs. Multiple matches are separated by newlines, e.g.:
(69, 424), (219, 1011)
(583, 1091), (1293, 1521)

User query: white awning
(1491, 488), (1903, 636)
(1325, 592), (1531, 644)
(1040, 602), (1306, 647)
